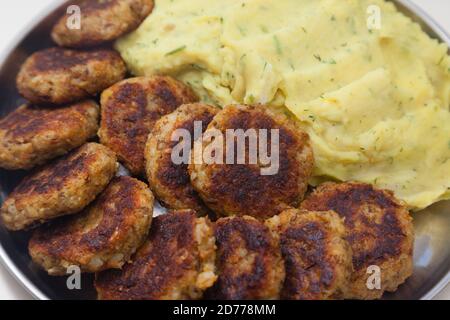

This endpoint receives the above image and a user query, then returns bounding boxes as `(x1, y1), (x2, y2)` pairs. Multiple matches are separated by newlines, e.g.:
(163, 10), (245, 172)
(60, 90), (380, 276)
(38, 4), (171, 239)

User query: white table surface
(0, 0), (449, 300)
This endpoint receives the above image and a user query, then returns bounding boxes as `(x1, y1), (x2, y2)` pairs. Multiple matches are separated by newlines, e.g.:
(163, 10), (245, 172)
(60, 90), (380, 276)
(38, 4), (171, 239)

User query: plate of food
(0, 0), (449, 300)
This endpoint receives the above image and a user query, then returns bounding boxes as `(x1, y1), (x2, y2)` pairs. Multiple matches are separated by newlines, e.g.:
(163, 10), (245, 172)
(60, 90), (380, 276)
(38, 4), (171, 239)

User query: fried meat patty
(145, 103), (219, 215)
(0, 100), (99, 170)
(189, 104), (314, 219)
(0, 143), (118, 231)
(266, 209), (352, 300)
(206, 216), (285, 300)
(95, 209), (217, 300)
(301, 182), (414, 299)
(29, 176), (154, 275)
(99, 76), (198, 175)
(17, 48), (126, 105)
(52, 0), (154, 48)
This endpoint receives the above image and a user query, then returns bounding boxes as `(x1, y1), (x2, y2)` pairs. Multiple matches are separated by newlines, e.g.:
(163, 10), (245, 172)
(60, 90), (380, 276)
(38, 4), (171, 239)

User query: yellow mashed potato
(116, 0), (450, 210)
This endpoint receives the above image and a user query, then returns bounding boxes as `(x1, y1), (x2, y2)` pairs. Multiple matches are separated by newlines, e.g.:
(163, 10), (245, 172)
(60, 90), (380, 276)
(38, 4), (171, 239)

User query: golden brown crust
(145, 103), (219, 215)
(16, 48), (126, 105)
(0, 101), (99, 170)
(266, 209), (353, 300)
(99, 76), (198, 176)
(301, 182), (414, 299)
(52, 0), (154, 48)
(189, 104), (314, 220)
(28, 176), (154, 275)
(0, 143), (118, 231)
(206, 216), (285, 300)
(95, 210), (217, 300)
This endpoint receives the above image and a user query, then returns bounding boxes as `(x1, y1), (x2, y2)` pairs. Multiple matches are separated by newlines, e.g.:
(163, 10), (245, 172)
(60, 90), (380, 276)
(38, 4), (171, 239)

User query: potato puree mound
(116, 0), (450, 210)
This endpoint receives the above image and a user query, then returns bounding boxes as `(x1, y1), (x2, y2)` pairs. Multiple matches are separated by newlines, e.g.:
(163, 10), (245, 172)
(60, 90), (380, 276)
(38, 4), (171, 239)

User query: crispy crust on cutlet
(145, 103), (219, 215)
(29, 176), (154, 275)
(0, 101), (99, 170)
(301, 182), (414, 299)
(266, 209), (353, 300)
(206, 216), (285, 300)
(0, 143), (118, 231)
(95, 210), (217, 300)
(99, 76), (198, 175)
(52, 0), (154, 48)
(189, 104), (314, 220)
(16, 48), (126, 105)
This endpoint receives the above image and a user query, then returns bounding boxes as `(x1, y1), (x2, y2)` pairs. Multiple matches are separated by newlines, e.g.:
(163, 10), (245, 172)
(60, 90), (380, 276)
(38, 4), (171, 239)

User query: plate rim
(0, 0), (66, 301)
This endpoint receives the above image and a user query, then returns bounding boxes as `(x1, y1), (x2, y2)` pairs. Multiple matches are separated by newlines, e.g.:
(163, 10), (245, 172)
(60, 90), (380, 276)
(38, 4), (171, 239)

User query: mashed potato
(116, 0), (450, 210)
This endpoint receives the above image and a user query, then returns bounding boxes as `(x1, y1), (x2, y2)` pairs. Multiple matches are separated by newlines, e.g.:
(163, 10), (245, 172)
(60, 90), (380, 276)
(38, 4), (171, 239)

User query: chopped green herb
(273, 35), (283, 55)
(314, 54), (336, 64)
(190, 63), (206, 71)
(260, 25), (269, 33)
(237, 25), (246, 36)
(165, 45), (186, 56)
(346, 16), (357, 34)
(289, 61), (296, 71)
(136, 42), (148, 49)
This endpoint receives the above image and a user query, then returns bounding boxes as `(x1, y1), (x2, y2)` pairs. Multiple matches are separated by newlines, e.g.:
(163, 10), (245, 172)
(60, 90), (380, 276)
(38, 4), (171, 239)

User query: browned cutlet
(28, 176), (154, 275)
(301, 182), (414, 299)
(0, 100), (99, 170)
(16, 47), (126, 105)
(0, 143), (118, 231)
(52, 0), (154, 48)
(189, 104), (314, 220)
(95, 209), (217, 300)
(145, 103), (219, 215)
(99, 76), (199, 176)
(206, 216), (285, 300)
(266, 209), (353, 300)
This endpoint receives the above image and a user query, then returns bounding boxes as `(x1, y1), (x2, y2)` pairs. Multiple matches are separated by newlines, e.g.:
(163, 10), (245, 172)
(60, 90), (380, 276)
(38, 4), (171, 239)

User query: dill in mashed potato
(116, 0), (450, 210)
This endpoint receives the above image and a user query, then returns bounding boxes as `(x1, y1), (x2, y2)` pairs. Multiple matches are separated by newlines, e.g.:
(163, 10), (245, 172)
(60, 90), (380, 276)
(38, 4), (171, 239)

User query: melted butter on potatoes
(116, 0), (450, 210)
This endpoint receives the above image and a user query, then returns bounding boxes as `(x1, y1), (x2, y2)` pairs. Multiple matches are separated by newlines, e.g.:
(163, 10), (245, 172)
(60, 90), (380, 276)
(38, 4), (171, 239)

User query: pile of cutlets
(0, 0), (414, 300)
